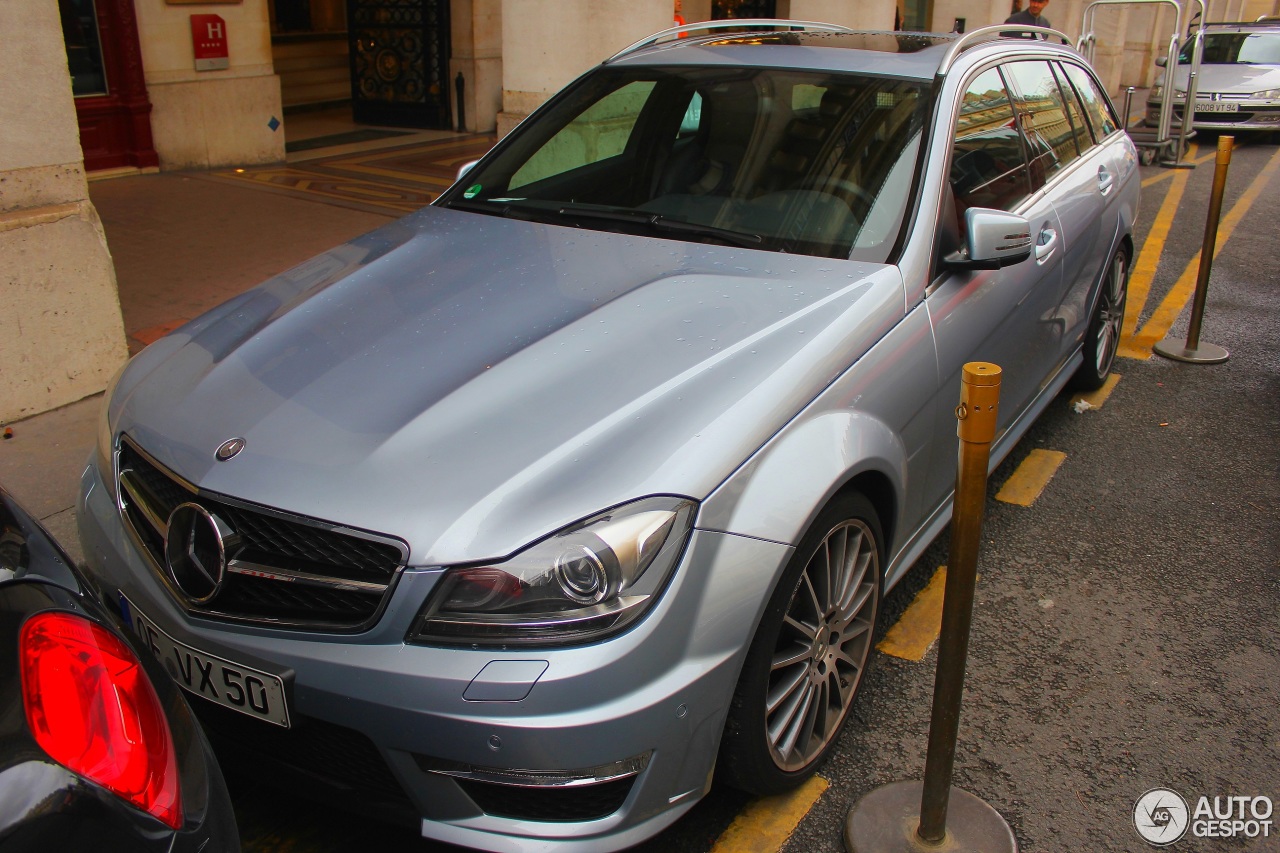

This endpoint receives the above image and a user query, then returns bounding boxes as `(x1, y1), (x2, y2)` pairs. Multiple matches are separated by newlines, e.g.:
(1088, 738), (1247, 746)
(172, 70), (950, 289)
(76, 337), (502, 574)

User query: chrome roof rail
(606, 18), (855, 63)
(936, 24), (1073, 75)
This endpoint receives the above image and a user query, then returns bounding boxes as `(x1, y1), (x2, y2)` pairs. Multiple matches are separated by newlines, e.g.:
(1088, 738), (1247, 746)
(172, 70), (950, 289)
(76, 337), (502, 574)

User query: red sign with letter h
(191, 15), (229, 72)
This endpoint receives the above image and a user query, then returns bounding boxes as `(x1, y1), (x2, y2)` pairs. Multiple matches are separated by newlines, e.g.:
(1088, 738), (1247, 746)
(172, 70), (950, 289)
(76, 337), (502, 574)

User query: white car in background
(1147, 18), (1280, 135)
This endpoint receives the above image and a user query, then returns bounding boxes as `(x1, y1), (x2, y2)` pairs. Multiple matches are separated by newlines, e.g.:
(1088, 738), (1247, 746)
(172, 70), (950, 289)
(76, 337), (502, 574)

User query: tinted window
(511, 80), (657, 189)
(1005, 60), (1085, 187)
(1051, 63), (1095, 153)
(447, 67), (930, 261)
(951, 68), (1030, 214)
(1060, 63), (1118, 138)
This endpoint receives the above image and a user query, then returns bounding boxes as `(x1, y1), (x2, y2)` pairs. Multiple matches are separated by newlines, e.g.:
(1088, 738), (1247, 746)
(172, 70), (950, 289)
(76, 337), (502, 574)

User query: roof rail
(606, 18), (855, 63)
(937, 24), (1073, 75)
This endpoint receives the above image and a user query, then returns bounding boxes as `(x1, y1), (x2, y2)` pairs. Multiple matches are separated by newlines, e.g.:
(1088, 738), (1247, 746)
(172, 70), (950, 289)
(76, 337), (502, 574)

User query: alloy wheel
(765, 518), (879, 771)
(1095, 251), (1128, 376)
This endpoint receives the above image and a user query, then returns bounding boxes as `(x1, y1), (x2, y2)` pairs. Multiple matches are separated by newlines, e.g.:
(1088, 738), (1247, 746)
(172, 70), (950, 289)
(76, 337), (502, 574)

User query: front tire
(718, 492), (883, 795)
(1071, 246), (1129, 391)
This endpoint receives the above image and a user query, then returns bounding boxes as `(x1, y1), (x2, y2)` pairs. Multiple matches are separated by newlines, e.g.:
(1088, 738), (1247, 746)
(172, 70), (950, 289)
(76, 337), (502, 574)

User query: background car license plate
(130, 603), (291, 728)
(1196, 101), (1239, 113)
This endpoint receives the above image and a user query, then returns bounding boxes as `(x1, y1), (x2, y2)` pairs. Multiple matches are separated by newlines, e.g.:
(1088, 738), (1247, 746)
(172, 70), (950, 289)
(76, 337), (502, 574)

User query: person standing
(1005, 0), (1050, 28)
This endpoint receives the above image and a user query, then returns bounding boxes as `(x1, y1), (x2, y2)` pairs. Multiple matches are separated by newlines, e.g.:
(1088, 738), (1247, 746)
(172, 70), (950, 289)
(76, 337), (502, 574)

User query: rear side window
(1060, 63), (1118, 138)
(1004, 60), (1078, 187)
(1051, 63), (1095, 153)
(950, 68), (1031, 214)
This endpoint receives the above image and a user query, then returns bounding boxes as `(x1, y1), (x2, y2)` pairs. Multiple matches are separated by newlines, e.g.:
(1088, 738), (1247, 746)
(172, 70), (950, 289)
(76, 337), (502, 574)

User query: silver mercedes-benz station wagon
(79, 21), (1137, 852)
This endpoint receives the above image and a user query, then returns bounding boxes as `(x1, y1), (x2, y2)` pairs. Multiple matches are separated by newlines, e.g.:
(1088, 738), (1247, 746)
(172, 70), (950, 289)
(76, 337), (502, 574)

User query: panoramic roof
(609, 30), (958, 79)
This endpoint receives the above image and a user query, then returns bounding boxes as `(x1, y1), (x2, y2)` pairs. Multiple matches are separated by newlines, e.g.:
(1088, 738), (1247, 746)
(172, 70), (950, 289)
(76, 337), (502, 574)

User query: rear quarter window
(1060, 63), (1118, 138)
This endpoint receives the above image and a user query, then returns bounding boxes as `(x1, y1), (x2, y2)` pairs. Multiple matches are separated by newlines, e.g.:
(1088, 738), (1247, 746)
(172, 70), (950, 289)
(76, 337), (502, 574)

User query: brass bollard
(845, 363), (1016, 853)
(1154, 135), (1232, 364)
(918, 363), (1001, 841)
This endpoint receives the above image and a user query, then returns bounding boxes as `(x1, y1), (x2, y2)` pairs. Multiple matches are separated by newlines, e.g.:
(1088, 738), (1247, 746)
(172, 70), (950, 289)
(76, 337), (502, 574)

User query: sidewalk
(0, 132), (490, 562)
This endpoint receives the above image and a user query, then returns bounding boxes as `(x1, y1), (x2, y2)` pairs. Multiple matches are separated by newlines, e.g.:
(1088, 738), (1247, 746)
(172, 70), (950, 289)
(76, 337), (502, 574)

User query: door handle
(1035, 226), (1058, 263)
(1098, 165), (1115, 195)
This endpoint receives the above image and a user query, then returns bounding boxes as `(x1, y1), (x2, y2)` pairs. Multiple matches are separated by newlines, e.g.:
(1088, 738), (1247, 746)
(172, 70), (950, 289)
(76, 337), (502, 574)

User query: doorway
(347, 0), (452, 129)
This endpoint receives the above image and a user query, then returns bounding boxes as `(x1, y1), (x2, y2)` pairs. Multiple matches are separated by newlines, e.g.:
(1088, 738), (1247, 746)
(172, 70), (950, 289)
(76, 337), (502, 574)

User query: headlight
(1253, 88), (1280, 100)
(95, 360), (130, 474)
(410, 497), (696, 646)
(1149, 85), (1163, 101)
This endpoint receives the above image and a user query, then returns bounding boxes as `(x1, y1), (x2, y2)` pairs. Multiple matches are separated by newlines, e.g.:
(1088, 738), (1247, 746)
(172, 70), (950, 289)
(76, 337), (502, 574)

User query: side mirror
(945, 209), (1032, 270)
(1155, 55), (1168, 67)
(457, 159), (480, 181)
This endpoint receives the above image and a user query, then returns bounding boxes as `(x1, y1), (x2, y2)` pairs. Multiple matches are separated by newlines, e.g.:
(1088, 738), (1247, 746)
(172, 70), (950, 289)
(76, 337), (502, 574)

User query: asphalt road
(217, 135), (1280, 853)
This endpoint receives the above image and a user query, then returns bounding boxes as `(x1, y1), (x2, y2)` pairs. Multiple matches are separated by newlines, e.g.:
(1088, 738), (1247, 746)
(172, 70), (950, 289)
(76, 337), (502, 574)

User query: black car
(0, 485), (238, 852)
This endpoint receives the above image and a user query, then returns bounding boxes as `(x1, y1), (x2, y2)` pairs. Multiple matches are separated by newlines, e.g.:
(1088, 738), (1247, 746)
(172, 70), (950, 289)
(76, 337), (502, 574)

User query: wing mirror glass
(457, 159), (480, 181)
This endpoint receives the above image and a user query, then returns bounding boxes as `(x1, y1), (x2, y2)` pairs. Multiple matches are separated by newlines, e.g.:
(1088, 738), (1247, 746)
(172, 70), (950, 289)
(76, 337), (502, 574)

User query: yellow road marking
(1121, 144), (1280, 359)
(995, 449), (1067, 506)
(877, 566), (948, 661)
(1070, 373), (1121, 411)
(1125, 167), (1191, 341)
(1139, 146), (1215, 188)
(710, 776), (828, 853)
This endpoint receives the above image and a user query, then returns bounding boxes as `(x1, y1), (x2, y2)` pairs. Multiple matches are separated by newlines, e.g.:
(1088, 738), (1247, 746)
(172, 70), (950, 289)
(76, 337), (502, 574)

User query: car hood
(113, 207), (904, 565)
(1169, 62), (1280, 93)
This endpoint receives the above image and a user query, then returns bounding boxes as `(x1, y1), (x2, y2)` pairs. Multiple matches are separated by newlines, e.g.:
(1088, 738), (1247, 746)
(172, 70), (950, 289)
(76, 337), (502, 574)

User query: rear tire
(717, 492), (882, 795)
(1071, 246), (1129, 391)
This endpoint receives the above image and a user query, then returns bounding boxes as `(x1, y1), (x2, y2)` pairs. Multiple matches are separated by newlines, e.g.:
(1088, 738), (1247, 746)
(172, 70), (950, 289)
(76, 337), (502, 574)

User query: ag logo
(1135, 788), (1190, 846)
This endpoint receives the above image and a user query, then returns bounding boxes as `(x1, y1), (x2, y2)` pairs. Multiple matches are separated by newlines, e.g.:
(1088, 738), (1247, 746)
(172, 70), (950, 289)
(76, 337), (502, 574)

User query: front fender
(697, 410), (907, 552)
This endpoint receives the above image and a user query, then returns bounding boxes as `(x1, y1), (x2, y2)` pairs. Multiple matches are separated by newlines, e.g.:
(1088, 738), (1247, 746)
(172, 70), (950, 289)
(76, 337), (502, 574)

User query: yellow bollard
(845, 363), (1016, 853)
(918, 363), (1001, 842)
(1154, 135), (1232, 364)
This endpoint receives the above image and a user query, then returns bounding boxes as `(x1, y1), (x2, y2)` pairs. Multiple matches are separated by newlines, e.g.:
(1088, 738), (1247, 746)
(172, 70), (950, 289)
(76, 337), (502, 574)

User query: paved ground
(2, 131), (1276, 853)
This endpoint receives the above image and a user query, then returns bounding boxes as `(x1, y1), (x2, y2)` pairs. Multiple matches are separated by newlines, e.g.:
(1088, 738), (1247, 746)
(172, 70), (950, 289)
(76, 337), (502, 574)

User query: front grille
(456, 776), (636, 822)
(1192, 110), (1258, 123)
(117, 436), (407, 630)
(191, 696), (418, 821)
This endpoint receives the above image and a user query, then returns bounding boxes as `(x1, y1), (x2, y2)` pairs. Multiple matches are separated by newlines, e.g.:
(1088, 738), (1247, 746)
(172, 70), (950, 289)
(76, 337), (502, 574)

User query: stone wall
(0, 1), (127, 423)
(135, 0), (285, 168)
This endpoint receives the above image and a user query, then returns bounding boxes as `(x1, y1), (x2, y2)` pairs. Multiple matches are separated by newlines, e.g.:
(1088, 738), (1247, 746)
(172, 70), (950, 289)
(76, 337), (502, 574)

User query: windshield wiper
(443, 198), (510, 215)
(556, 204), (765, 250)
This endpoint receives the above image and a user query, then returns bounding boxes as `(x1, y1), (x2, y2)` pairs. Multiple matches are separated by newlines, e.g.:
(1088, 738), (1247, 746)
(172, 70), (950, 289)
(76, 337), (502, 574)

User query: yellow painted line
(877, 566), (948, 662)
(710, 775), (828, 853)
(1070, 373), (1121, 411)
(1124, 167), (1191, 341)
(995, 449), (1067, 506)
(1121, 143), (1280, 359)
(1138, 145), (1215, 188)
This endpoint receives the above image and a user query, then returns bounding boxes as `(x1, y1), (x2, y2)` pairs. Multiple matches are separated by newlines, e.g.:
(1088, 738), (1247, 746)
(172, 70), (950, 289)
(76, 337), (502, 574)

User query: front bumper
(1145, 100), (1280, 131)
(77, 460), (790, 852)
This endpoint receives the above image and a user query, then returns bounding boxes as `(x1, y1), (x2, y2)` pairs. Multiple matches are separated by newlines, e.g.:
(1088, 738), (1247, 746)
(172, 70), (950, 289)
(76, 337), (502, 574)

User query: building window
(60, 0), (108, 96)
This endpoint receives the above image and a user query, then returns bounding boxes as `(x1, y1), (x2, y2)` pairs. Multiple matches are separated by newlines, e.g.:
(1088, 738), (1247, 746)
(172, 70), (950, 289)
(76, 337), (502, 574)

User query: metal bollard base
(844, 781), (1017, 853)
(1152, 339), (1229, 364)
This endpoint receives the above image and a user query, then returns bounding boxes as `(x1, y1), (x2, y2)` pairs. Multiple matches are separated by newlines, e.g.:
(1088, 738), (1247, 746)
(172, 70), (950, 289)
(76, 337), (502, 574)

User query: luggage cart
(1078, 0), (1206, 166)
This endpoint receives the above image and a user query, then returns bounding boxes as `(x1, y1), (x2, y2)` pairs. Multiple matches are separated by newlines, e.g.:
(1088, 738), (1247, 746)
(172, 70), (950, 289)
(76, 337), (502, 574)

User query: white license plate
(1195, 101), (1239, 113)
(129, 601), (291, 728)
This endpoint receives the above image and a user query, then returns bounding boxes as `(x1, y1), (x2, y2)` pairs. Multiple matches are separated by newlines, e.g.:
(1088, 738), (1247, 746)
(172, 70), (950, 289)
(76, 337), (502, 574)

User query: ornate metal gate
(347, 0), (450, 128)
(711, 0), (777, 18)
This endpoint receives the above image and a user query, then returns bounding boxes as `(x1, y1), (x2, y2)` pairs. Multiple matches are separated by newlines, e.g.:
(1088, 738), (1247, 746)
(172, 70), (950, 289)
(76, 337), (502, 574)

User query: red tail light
(20, 611), (183, 829)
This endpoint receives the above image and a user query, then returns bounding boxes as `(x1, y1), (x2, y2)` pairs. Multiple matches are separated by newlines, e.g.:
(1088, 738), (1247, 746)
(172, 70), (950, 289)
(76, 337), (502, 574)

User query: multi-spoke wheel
(719, 492), (882, 795)
(1072, 247), (1129, 391)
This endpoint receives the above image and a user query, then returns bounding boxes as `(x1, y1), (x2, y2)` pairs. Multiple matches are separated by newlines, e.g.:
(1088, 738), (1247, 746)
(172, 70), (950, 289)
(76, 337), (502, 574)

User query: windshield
(1182, 31), (1280, 64)
(440, 66), (931, 261)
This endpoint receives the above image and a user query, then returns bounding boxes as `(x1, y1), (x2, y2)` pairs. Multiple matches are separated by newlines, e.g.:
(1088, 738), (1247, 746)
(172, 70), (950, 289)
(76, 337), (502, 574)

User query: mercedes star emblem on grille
(164, 502), (235, 603)
(215, 437), (246, 461)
